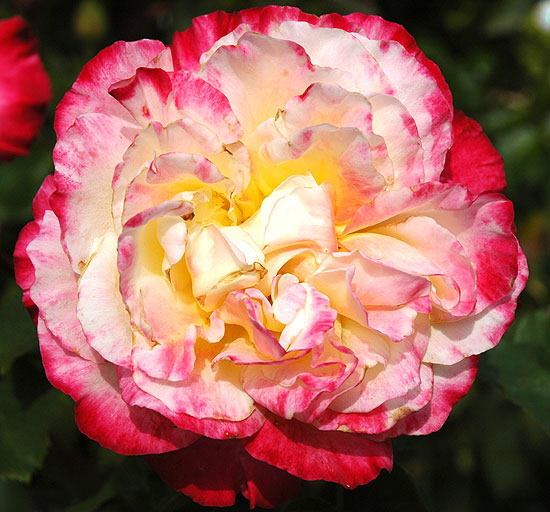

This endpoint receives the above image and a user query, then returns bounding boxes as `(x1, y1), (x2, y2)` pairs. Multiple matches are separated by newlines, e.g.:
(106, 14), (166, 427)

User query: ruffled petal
(55, 39), (168, 135)
(383, 356), (479, 437)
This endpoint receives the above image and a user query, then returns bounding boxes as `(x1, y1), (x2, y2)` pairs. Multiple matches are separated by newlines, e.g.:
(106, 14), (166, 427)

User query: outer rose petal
(51, 113), (139, 270)
(0, 16), (51, 160)
(148, 438), (301, 508)
(13, 221), (40, 320)
(171, 7), (452, 111)
(13, 174), (56, 318)
(381, 356), (479, 437)
(76, 232), (134, 366)
(38, 319), (198, 455)
(313, 362), (434, 435)
(26, 210), (99, 361)
(451, 193), (521, 314)
(327, 12), (452, 106)
(244, 415), (392, 488)
(54, 39), (169, 135)
(171, 6), (318, 72)
(442, 110), (506, 196)
(425, 249), (528, 365)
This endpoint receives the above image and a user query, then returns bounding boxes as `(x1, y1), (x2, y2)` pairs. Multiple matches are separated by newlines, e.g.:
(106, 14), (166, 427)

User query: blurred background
(0, 0), (548, 510)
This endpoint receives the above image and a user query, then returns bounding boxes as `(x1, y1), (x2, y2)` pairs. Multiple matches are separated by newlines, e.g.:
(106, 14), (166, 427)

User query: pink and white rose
(14, 6), (527, 508)
(0, 16), (51, 161)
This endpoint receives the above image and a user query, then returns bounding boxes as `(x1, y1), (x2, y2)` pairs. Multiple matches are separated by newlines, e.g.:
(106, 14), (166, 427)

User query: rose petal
(241, 174), (338, 254)
(148, 438), (301, 508)
(26, 210), (100, 361)
(442, 109), (506, 196)
(186, 224), (266, 311)
(199, 31), (345, 134)
(77, 232), (134, 366)
(119, 366), (266, 439)
(315, 362), (434, 435)
(244, 414), (393, 487)
(133, 339), (255, 421)
(109, 67), (179, 127)
(383, 356), (479, 437)
(38, 319), (197, 455)
(330, 318), (429, 414)
(51, 112), (139, 270)
(425, 248), (528, 365)
(55, 39), (168, 135)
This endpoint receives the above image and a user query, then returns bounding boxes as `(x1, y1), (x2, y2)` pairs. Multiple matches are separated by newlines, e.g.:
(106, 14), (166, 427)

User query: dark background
(0, 0), (548, 510)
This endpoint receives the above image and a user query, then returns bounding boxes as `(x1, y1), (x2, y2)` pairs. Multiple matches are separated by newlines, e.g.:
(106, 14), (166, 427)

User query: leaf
(0, 376), (68, 483)
(0, 284), (37, 375)
(0, 481), (35, 511)
(487, 309), (550, 432)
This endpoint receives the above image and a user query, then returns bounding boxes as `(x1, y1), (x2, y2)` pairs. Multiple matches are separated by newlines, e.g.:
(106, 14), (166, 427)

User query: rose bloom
(14, 6), (527, 508)
(0, 16), (51, 161)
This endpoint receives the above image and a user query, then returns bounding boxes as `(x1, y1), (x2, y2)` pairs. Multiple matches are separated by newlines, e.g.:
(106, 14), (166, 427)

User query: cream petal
(185, 225), (266, 311)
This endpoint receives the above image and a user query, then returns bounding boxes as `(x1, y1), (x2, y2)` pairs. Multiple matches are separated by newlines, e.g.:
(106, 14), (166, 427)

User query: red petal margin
(442, 110), (506, 197)
(244, 415), (393, 488)
(171, 6), (451, 110)
(171, 6), (318, 73)
(147, 438), (301, 508)
(13, 174), (57, 321)
(319, 11), (452, 107)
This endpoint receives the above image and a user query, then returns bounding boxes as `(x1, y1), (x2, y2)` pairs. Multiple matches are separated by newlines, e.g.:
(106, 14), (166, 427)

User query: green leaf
(0, 285), (37, 375)
(487, 309), (550, 432)
(0, 481), (35, 511)
(0, 376), (68, 483)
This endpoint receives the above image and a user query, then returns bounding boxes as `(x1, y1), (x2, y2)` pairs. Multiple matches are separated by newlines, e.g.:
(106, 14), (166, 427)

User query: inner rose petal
(272, 277), (337, 352)
(256, 124), (386, 220)
(241, 174), (337, 255)
(186, 225), (267, 311)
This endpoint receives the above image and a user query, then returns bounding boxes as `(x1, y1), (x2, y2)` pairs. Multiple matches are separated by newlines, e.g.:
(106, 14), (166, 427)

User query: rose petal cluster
(0, 16), (51, 161)
(14, 6), (527, 508)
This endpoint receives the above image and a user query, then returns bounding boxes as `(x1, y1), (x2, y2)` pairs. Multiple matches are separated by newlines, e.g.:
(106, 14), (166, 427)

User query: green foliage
(0, 286), (37, 375)
(487, 309), (550, 431)
(0, 377), (69, 483)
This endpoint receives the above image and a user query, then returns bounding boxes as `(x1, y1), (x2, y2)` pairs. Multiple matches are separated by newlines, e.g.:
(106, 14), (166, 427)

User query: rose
(0, 16), (51, 161)
(14, 6), (527, 508)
